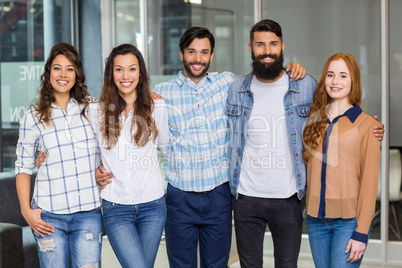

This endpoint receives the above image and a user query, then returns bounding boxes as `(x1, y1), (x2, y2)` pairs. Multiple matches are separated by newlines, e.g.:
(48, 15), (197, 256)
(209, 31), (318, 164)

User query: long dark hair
(35, 42), (89, 125)
(99, 44), (157, 149)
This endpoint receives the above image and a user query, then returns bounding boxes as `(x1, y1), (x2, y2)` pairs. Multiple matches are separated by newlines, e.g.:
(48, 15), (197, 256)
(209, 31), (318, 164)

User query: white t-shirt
(238, 73), (297, 198)
(88, 99), (169, 205)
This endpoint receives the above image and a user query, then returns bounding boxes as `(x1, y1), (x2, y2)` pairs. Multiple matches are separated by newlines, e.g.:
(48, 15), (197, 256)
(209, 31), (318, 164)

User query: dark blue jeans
(233, 193), (303, 268)
(165, 183), (232, 268)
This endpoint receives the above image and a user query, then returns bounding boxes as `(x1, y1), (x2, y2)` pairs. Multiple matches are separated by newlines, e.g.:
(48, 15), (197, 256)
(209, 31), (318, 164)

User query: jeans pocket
(235, 193), (247, 202)
(151, 196), (166, 206)
(282, 193), (300, 206)
(101, 199), (115, 210)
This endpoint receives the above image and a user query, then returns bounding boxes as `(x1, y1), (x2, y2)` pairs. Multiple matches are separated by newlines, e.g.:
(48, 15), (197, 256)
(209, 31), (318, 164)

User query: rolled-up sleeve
(15, 111), (39, 175)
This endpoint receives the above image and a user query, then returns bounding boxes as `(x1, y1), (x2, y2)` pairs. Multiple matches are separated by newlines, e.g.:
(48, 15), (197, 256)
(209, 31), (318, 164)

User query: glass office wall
(389, 0), (402, 243)
(114, 0), (141, 49)
(0, 0), (73, 171)
(114, 0), (254, 88)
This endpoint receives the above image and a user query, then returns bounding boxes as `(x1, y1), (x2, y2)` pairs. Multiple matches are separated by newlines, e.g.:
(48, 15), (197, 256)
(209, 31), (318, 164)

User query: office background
(0, 0), (401, 265)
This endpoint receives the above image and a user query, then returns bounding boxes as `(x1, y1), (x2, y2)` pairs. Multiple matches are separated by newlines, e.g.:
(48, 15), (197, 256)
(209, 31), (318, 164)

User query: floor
(102, 236), (401, 268)
(229, 256), (400, 268)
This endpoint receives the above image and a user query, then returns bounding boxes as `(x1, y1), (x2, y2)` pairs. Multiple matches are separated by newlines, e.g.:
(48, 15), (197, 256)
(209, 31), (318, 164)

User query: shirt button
(238, 152), (241, 156)
(232, 109), (235, 114)
(244, 112), (247, 116)
(241, 133), (244, 137)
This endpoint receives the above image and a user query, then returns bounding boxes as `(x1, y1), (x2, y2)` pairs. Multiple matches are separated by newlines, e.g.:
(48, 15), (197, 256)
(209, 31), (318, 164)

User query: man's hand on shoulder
(373, 115), (385, 141)
(285, 62), (306, 81)
(150, 91), (163, 100)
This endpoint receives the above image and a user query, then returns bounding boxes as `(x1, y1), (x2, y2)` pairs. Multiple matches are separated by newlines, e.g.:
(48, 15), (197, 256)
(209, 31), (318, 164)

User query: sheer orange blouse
(305, 105), (380, 243)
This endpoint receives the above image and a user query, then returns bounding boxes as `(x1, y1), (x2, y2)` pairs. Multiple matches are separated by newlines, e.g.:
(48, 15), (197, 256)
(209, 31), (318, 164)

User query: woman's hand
(95, 164), (113, 189)
(345, 238), (366, 263)
(36, 152), (47, 169)
(22, 207), (54, 237)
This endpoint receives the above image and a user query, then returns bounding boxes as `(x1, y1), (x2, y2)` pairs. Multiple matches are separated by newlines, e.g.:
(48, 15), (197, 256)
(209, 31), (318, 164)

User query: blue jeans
(102, 197), (166, 268)
(165, 182), (232, 268)
(31, 203), (103, 268)
(233, 193), (302, 268)
(307, 215), (367, 268)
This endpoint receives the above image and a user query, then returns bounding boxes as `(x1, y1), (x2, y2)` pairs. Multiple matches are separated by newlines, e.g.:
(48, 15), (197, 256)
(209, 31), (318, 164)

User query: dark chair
(0, 171), (39, 268)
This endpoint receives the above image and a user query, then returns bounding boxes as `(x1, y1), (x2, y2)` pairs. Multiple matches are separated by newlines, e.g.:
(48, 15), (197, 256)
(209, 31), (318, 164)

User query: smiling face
(113, 54), (140, 100)
(249, 31), (285, 82)
(179, 38), (214, 84)
(325, 59), (352, 105)
(50, 54), (76, 98)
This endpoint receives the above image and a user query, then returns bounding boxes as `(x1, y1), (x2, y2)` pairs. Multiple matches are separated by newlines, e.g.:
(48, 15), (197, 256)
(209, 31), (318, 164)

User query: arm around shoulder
(154, 99), (169, 157)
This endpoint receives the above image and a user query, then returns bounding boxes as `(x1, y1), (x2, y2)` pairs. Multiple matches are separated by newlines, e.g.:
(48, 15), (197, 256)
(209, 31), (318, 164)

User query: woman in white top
(89, 44), (169, 268)
(15, 42), (102, 268)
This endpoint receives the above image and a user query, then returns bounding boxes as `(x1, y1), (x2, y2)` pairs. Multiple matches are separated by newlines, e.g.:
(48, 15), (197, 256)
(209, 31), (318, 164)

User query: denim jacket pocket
(225, 104), (242, 116)
(226, 104), (242, 134)
(296, 105), (310, 117)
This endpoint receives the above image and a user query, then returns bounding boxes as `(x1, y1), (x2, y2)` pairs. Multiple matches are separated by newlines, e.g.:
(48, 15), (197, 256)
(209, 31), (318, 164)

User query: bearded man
(226, 19), (385, 268)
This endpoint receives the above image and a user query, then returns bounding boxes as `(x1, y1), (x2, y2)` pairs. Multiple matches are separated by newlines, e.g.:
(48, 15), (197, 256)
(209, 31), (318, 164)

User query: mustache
(189, 61), (207, 66)
(254, 53), (279, 62)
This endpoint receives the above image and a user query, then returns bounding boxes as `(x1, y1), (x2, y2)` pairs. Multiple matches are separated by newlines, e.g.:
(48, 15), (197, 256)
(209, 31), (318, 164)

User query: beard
(251, 50), (284, 81)
(183, 56), (211, 79)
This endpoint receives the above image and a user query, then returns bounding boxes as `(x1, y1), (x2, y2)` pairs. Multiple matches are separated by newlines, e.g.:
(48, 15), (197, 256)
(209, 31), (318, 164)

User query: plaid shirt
(154, 71), (236, 192)
(15, 98), (101, 214)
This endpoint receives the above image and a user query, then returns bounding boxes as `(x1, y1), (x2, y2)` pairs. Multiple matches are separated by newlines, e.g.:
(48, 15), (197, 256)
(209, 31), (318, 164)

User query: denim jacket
(226, 71), (317, 199)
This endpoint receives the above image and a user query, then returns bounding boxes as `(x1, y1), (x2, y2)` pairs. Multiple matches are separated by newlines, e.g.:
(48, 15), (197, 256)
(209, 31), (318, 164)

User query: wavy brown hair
(34, 42), (89, 125)
(99, 44), (157, 149)
(302, 53), (362, 162)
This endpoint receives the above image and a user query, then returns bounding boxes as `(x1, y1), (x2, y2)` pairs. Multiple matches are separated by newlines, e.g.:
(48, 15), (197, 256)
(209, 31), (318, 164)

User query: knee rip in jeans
(37, 238), (55, 253)
(85, 232), (94, 241)
(84, 232), (103, 244)
(80, 263), (98, 268)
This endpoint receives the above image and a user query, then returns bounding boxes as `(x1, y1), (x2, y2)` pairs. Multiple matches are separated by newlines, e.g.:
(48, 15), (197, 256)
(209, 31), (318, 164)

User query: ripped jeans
(31, 202), (103, 268)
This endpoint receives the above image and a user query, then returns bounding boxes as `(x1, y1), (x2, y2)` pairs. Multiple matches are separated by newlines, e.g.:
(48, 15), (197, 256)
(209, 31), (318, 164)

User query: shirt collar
(344, 104), (362, 123)
(51, 97), (77, 108)
(328, 104), (362, 124)
(176, 70), (213, 86)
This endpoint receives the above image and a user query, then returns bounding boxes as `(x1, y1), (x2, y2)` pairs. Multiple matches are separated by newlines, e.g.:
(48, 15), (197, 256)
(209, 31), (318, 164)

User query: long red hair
(302, 53), (362, 162)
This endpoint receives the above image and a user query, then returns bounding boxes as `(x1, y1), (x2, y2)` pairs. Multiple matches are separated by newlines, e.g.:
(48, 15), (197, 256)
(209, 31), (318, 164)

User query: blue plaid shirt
(154, 71), (236, 192)
(15, 98), (101, 214)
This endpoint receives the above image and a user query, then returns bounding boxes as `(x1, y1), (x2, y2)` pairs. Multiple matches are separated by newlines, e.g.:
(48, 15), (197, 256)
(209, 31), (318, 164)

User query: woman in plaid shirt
(15, 43), (102, 268)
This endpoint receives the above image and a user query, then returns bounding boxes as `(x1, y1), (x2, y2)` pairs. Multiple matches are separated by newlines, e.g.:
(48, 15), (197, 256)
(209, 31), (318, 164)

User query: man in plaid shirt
(153, 27), (236, 268)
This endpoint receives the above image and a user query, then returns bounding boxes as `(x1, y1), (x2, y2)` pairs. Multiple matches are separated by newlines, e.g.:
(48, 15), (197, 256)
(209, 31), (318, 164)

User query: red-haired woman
(303, 53), (380, 267)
